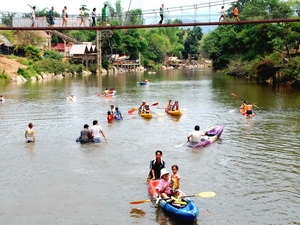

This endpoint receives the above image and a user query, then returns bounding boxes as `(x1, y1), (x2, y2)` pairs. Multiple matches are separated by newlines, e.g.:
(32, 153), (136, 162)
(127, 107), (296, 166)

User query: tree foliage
(202, 0), (300, 82)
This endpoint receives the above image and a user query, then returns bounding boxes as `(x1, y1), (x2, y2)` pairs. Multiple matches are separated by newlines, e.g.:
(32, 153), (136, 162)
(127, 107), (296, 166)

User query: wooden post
(97, 30), (102, 74)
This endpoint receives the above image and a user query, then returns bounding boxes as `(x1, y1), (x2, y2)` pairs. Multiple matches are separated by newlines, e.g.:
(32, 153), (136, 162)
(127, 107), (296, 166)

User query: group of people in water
(148, 150), (185, 200)
(107, 105), (123, 123)
(76, 120), (107, 143)
(76, 105), (123, 143)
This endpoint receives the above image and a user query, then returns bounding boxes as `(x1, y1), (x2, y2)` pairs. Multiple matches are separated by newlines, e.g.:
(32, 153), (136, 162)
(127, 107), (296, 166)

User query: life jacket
(107, 114), (114, 123)
(172, 104), (179, 111)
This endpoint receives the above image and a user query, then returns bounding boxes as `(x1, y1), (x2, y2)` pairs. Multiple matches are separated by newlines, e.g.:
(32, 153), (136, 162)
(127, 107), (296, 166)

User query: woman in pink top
(156, 168), (173, 199)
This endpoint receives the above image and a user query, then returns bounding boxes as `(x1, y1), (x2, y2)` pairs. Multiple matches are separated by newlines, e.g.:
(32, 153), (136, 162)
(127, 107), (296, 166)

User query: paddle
(151, 111), (164, 116)
(231, 93), (259, 108)
(175, 141), (188, 148)
(129, 191), (216, 204)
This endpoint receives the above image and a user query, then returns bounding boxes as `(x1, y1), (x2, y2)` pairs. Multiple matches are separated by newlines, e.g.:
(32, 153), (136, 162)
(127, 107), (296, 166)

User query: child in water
(107, 111), (114, 123)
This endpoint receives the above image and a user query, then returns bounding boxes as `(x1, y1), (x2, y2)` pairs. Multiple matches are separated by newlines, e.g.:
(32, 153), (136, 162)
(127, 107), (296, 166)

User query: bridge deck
(1, 18), (300, 31)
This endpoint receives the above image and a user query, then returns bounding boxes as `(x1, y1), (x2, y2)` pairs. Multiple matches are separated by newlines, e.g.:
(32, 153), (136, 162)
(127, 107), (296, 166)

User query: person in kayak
(147, 150), (165, 182)
(156, 168), (173, 199)
(165, 100), (173, 112)
(245, 101), (254, 116)
(171, 165), (185, 198)
(138, 101), (147, 113)
(239, 101), (247, 114)
(171, 100), (179, 111)
(187, 125), (206, 144)
(156, 168), (184, 199)
(144, 104), (151, 114)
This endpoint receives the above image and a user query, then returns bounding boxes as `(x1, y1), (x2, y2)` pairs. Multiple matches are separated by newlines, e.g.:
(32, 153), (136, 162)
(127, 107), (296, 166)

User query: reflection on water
(130, 208), (146, 218)
(0, 69), (299, 225)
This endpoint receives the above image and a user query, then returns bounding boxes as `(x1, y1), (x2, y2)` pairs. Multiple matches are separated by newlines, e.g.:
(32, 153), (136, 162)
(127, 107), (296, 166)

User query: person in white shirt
(187, 125), (205, 144)
(79, 6), (86, 26)
(90, 120), (107, 143)
(30, 6), (36, 27)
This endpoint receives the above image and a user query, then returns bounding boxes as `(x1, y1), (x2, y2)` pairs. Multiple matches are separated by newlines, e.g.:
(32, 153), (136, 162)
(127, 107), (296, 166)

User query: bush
(281, 57), (300, 82)
(102, 60), (110, 70)
(43, 50), (63, 60)
(17, 67), (36, 79)
(0, 70), (9, 82)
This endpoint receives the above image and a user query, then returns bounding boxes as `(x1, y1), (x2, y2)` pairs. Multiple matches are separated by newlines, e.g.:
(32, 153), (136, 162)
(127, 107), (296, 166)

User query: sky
(1, 0), (230, 16)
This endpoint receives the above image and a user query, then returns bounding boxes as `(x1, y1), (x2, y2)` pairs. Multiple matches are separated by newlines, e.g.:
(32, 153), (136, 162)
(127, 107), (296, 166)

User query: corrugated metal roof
(69, 44), (89, 55)
(0, 35), (13, 47)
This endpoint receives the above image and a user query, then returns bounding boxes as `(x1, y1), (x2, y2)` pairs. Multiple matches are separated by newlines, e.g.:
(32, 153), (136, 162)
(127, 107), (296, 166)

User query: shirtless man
(25, 122), (35, 142)
(245, 102), (254, 116)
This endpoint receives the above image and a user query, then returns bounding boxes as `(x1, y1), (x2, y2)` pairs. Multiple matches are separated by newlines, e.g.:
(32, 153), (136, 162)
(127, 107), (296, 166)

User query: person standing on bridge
(79, 6), (86, 26)
(62, 6), (68, 27)
(232, 5), (240, 22)
(102, 4), (108, 25)
(91, 8), (97, 26)
(158, 4), (164, 24)
(219, 6), (226, 22)
(30, 6), (36, 27)
(49, 6), (55, 27)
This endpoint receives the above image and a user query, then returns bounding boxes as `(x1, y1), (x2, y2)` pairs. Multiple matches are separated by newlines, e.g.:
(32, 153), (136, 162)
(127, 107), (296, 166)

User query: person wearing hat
(25, 122), (35, 143)
(156, 168), (173, 199)
(147, 150), (165, 182)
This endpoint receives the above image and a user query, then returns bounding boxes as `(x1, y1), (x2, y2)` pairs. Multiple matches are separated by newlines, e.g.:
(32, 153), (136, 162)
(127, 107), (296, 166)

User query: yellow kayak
(139, 113), (153, 118)
(166, 109), (182, 116)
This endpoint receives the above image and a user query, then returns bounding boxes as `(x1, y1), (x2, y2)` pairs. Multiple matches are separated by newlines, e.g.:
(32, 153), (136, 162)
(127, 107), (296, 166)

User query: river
(0, 69), (299, 225)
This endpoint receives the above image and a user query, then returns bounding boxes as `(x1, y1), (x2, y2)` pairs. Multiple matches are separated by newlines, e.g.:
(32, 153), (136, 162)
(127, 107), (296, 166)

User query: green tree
(182, 26), (203, 59)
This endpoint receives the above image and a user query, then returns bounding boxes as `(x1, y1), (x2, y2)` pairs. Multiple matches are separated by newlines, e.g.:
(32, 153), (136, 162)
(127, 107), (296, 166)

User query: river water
(0, 69), (299, 225)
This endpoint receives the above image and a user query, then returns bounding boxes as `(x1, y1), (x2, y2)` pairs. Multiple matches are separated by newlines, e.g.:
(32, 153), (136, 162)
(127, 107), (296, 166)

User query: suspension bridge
(0, 0), (299, 31)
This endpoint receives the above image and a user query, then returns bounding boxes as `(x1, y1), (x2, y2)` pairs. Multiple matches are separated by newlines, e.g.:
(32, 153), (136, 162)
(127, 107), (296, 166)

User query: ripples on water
(0, 70), (299, 225)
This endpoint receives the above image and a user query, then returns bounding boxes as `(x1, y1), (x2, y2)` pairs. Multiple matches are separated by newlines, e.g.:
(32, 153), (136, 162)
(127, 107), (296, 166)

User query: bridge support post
(97, 30), (102, 74)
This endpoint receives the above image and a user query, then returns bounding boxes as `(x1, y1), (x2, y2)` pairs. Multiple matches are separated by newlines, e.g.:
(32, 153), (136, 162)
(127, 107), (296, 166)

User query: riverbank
(0, 55), (26, 80)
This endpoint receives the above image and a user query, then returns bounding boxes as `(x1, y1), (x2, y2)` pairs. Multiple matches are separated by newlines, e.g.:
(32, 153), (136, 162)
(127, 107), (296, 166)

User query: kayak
(139, 81), (148, 85)
(139, 113), (152, 119)
(165, 109), (182, 116)
(103, 90), (117, 97)
(188, 124), (224, 148)
(148, 180), (199, 223)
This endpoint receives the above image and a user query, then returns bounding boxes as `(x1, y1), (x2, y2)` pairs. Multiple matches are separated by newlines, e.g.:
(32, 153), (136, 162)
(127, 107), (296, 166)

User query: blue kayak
(148, 180), (199, 223)
(158, 198), (199, 223)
